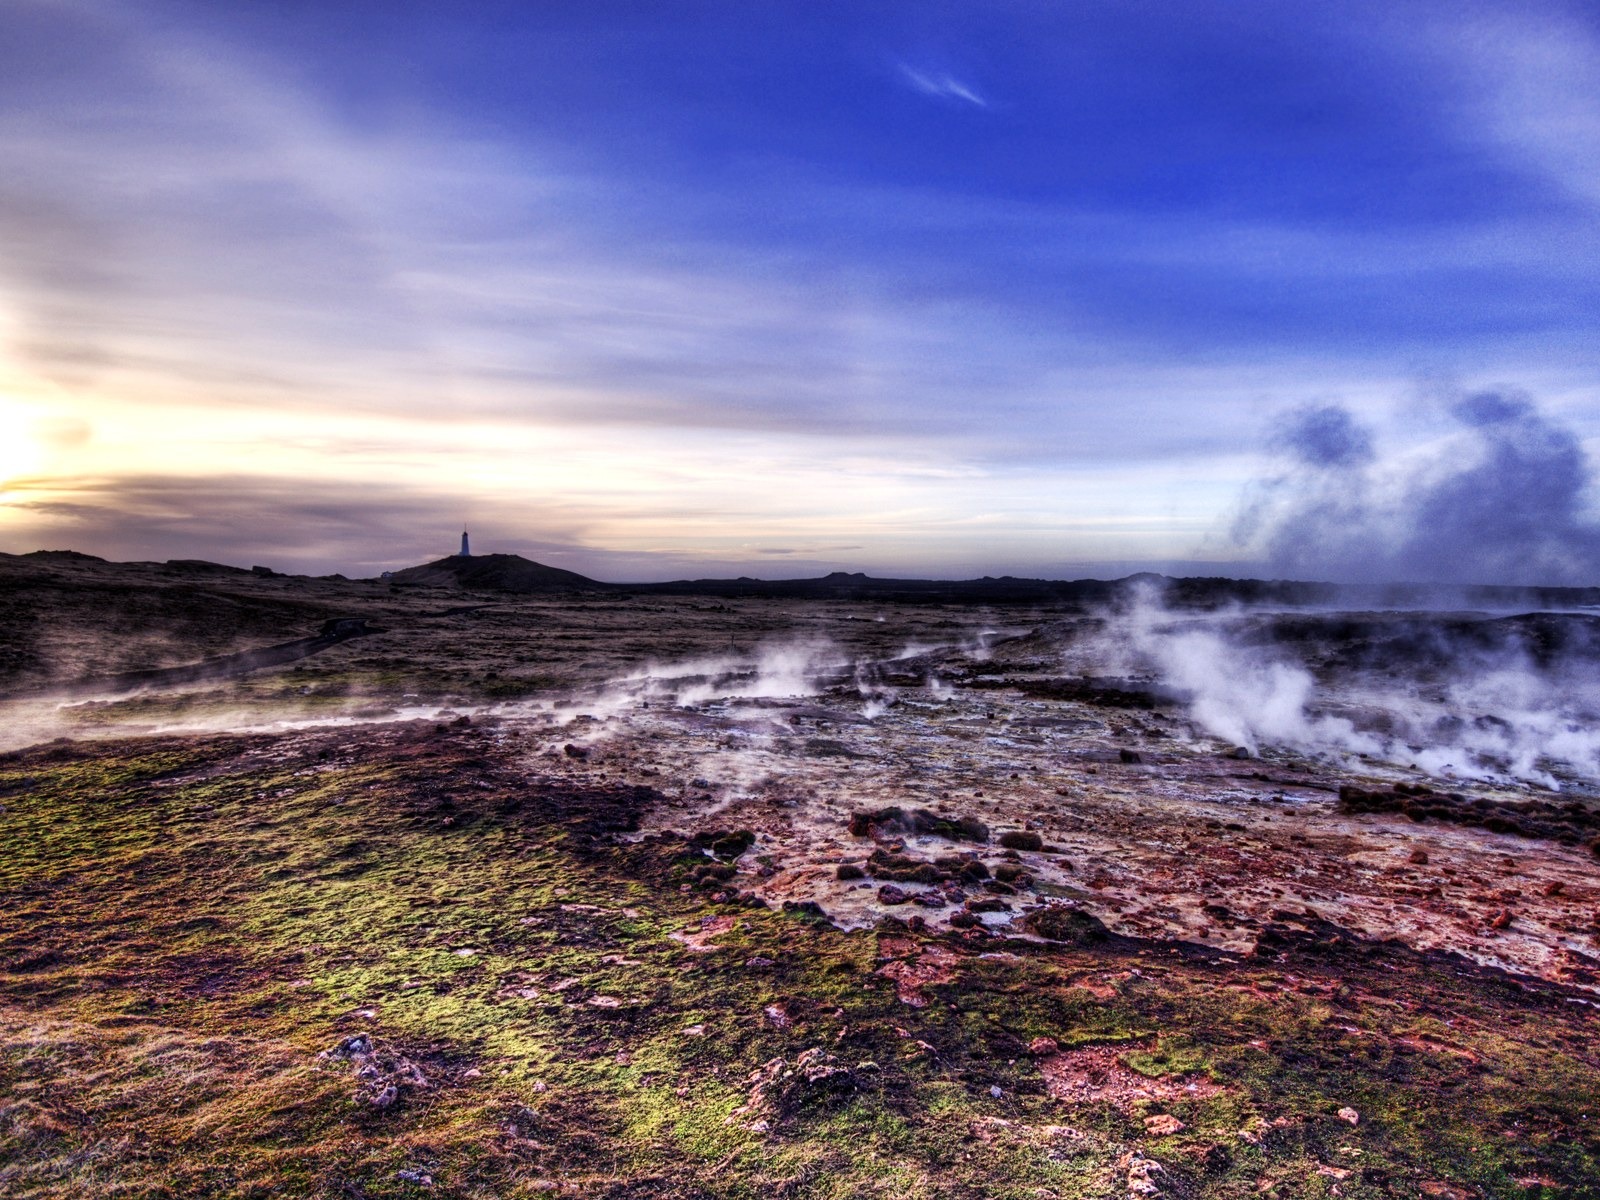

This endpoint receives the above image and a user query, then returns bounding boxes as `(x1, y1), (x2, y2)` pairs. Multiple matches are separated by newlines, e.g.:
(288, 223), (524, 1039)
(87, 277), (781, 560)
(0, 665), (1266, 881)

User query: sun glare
(0, 399), (47, 486)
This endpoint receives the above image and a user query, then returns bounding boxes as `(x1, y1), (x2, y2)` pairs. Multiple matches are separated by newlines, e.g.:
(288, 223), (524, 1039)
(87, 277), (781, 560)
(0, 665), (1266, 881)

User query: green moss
(1122, 1040), (1214, 1079)
(3, 729), (1599, 1198)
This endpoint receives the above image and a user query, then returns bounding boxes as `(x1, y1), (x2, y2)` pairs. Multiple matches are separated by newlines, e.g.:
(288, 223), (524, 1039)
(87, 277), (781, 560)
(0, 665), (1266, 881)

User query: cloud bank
(3, 1), (1600, 575)
(1236, 390), (1600, 586)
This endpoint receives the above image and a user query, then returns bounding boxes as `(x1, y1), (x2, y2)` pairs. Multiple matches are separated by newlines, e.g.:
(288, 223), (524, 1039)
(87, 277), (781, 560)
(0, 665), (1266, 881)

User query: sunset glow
(4, 1), (1599, 580)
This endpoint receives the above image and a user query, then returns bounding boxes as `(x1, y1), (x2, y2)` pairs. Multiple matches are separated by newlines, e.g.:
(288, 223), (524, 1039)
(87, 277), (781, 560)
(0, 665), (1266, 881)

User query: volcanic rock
(849, 806), (989, 843)
(998, 831), (1044, 851)
(1024, 905), (1110, 944)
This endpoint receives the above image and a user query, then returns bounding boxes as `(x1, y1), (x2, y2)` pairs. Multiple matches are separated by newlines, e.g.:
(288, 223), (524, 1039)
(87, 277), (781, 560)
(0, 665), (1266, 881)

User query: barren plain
(1, 550), (1598, 1199)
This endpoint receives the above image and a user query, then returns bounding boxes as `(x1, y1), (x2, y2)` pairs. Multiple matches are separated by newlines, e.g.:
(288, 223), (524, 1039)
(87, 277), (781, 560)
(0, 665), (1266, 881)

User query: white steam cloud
(1097, 584), (1600, 787)
(1235, 388), (1600, 586)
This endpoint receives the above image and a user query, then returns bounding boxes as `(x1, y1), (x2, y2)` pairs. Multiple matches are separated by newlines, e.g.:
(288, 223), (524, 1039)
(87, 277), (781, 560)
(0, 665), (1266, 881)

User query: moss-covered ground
(2, 722), (1597, 1199)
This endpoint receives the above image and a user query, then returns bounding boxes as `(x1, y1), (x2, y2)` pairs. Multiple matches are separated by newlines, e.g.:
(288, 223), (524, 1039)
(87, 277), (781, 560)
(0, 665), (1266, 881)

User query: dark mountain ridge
(10, 549), (1600, 609)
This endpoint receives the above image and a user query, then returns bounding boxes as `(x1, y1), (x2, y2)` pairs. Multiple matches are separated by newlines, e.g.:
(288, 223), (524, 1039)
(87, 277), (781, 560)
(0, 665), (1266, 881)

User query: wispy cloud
(3, 1), (1599, 579)
(1423, 8), (1600, 208)
(894, 61), (989, 108)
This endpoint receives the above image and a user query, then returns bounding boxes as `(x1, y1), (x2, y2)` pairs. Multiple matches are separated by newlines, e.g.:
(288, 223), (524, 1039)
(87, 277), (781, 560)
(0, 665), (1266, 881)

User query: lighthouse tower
(459, 531), (471, 557)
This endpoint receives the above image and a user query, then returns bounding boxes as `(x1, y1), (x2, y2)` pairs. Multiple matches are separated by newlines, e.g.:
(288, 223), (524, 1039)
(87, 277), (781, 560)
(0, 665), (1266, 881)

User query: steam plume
(1236, 389), (1600, 586)
(1097, 584), (1600, 787)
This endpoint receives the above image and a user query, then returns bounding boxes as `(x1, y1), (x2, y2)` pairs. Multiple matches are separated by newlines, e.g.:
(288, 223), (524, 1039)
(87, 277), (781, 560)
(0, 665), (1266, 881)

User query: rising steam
(1097, 583), (1600, 787)
(1235, 388), (1600, 586)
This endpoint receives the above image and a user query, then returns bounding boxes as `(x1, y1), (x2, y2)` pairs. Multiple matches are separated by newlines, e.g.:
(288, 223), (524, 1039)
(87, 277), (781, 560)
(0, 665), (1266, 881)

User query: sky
(3, 0), (1600, 582)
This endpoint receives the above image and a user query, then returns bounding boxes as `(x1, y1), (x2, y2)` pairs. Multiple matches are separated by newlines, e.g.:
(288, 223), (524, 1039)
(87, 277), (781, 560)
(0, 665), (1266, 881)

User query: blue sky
(2, 0), (1599, 580)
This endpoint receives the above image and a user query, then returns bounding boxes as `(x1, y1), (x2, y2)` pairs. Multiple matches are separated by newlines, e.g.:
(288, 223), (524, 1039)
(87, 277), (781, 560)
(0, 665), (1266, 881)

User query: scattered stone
(1123, 1152), (1166, 1197)
(563, 743), (588, 760)
(1119, 748), (1143, 764)
(1024, 905), (1110, 944)
(1489, 908), (1513, 931)
(327, 1034), (371, 1058)
(989, 1084), (1003, 1098)
(1144, 1113), (1185, 1136)
(1339, 783), (1600, 847)
(966, 897), (1012, 914)
(794, 1047), (857, 1088)
(915, 810), (991, 843)
(745, 956), (776, 967)
(728, 1048), (860, 1126)
(848, 806), (989, 843)
(318, 1033), (428, 1111)
(763, 1004), (792, 1029)
(1408, 848), (1429, 865)
(780, 899), (831, 922)
(395, 1168), (434, 1186)
(878, 884), (910, 905)
(867, 849), (944, 884)
(876, 942), (960, 1005)
(691, 828), (756, 859)
(712, 830), (756, 858)
(1028, 1036), (1060, 1056)
(998, 831), (1044, 851)
(836, 863), (865, 880)
(910, 890), (946, 908)
(1337, 1106), (1360, 1125)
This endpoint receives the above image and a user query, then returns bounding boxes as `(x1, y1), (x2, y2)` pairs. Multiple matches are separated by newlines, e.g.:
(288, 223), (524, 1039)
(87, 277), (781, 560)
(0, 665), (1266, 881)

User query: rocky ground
(1, 553), (1598, 1198)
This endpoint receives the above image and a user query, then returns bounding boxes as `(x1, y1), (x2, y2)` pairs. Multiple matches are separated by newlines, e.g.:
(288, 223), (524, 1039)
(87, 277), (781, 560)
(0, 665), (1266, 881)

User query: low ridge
(387, 553), (608, 593)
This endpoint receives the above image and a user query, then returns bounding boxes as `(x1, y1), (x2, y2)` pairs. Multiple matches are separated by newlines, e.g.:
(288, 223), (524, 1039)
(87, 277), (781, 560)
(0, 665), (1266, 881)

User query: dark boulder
(1024, 905), (1110, 944)
(998, 830), (1044, 852)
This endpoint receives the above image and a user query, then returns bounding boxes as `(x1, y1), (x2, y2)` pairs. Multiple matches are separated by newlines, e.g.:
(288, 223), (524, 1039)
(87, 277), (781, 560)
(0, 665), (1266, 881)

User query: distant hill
(10, 547), (1600, 609)
(387, 554), (610, 593)
(625, 571), (1353, 607)
(630, 571), (1120, 604)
